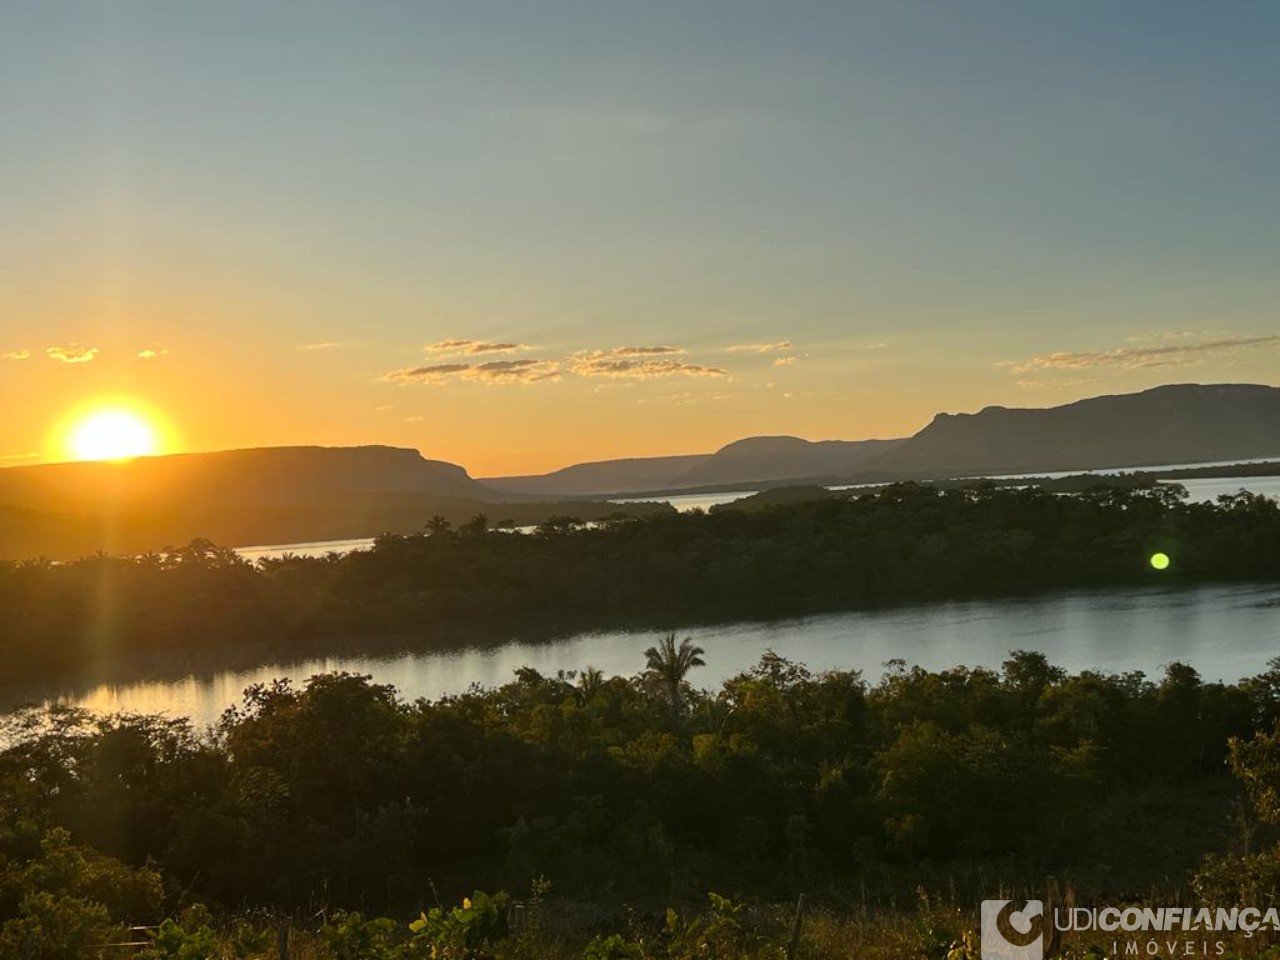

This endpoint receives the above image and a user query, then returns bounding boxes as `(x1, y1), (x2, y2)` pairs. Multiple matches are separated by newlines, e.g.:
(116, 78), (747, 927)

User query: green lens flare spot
(1150, 552), (1171, 571)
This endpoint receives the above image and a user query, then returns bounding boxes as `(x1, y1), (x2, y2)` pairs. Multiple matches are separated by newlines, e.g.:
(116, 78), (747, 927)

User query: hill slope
(674, 436), (906, 487)
(0, 446), (675, 560)
(0, 445), (490, 513)
(480, 454), (709, 497)
(482, 437), (908, 496)
(869, 383), (1280, 476)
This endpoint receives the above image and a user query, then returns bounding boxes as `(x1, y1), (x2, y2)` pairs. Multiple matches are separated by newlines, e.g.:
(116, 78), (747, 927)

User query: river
(16, 582), (1280, 730)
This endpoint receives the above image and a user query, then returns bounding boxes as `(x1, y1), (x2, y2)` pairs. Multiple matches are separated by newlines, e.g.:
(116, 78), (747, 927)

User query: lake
(21, 582), (1280, 730)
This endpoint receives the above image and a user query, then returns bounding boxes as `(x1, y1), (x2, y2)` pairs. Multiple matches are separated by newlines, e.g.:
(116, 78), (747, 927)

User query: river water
(19, 582), (1280, 730)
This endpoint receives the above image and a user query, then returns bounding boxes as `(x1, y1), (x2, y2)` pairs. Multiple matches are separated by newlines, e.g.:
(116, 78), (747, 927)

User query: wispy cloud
(301, 341), (344, 351)
(383, 359), (559, 385)
(46, 345), (99, 364)
(383, 343), (727, 385)
(2, 349), (30, 360)
(590, 345), (685, 357)
(0, 451), (38, 462)
(652, 390), (735, 406)
(1015, 376), (1102, 390)
(465, 359), (560, 383)
(382, 363), (472, 384)
(1123, 329), (1221, 344)
(773, 356), (797, 367)
(1009, 333), (1280, 376)
(425, 339), (531, 356)
(726, 341), (793, 354)
(568, 351), (726, 379)
(137, 348), (169, 360)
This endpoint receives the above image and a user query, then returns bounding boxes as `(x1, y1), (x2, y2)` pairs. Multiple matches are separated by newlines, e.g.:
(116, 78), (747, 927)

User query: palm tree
(576, 666), (606, 703)
(643, 634), (706, 721)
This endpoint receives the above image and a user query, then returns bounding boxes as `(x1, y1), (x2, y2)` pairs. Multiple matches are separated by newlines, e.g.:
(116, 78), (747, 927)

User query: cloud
(2, 350), (30, 360)
(382, 363), (472, 384)
(658, 391), (734, 406)
(301, 341), (344, 351)
(773, 356), (797, 367)
(591, 345), (685, 357)
(425, 339), (531, 356)
(726, 341), (793, 354)
(1010, 334), (1280, 376)
(382, 359), (559, 385)
(1122, 329), (1226, 344)
(426, 340), (475, 353)
(46, 345), (99, 364)
(1015, 376), (1102, 390)
(0, 451), (38, 462)
(384, 343), (721, 385)
(568, 351), (727, 379)
(464, 359), (560, 383)
(137, 348), (169, 360)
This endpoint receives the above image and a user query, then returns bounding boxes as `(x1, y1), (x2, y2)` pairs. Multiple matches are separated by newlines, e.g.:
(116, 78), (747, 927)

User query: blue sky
(2, 2), (1277, 473)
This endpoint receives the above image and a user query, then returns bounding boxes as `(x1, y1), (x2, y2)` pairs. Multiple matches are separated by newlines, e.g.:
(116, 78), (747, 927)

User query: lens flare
(1150, 552), (1171, 571)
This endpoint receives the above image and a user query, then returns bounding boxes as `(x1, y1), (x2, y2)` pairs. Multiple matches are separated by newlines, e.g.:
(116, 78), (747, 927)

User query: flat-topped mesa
(0, 444), (487, 512)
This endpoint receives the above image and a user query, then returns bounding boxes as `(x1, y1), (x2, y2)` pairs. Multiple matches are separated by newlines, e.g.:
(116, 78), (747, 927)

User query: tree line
(2, 481), (1278, 688)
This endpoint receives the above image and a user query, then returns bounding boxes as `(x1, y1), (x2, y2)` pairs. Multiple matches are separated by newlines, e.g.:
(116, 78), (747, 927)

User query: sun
(67, 409), (160, 461)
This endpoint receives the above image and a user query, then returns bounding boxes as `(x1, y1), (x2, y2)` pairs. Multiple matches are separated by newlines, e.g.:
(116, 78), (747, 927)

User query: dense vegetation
(1, 482), (1278, 689)
(7, 648), (1280, 957)
(0, 490), (678, 564)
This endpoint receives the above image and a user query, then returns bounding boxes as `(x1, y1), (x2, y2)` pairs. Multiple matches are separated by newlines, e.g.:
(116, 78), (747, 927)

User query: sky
(2, 1), (1278, 476)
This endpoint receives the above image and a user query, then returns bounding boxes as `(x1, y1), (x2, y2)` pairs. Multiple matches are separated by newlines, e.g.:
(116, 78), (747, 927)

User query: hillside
(870, 383), (1280, 477)
(482, 437), (907, 496)
(481, 383), (1280, 496)
(675, 436), (906, 487)
(0, 445), (669, 560)
(0, 445), (490, 512)
(480, 453), (709, 496)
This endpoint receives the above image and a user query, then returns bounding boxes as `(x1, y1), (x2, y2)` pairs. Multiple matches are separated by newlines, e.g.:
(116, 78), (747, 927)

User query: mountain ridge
(5, 382), (1278, 557)
(481, 382), (1280, 496)
(869, 382), (1280, 477)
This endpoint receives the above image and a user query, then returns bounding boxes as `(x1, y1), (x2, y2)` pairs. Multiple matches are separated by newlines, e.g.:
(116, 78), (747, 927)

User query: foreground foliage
(7, 635), (1280, 955)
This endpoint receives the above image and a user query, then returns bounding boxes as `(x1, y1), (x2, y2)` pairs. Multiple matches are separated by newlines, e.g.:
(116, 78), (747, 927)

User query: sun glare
(67, 409), (160, 462)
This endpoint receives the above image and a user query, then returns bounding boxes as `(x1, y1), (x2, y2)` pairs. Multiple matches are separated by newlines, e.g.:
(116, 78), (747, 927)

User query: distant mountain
(676, 436), (906, 487)
(480, 454), (709, 497)
(868, 383), (1280, 477)
(481, 383), (1280, 497)
(0, 445), (490, 513)
(0, 445), (640, 560)
(481, 437), (907, 497)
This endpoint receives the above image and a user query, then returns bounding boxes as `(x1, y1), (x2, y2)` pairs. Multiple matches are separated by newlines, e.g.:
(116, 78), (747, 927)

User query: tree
(425, 515), (454, 537)
(643, 634), (706, 721)
(460, 513), (489, 537)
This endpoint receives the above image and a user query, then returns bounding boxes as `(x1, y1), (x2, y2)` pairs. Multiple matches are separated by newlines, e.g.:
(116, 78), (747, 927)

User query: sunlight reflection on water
(21, 582), (1280, 730)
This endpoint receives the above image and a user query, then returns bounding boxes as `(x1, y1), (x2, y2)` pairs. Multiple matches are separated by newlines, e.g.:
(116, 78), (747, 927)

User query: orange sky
(3, 4), (1279, 476)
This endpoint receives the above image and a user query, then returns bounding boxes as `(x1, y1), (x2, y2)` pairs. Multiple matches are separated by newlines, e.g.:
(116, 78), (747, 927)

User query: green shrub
(407, 890), (510, 959)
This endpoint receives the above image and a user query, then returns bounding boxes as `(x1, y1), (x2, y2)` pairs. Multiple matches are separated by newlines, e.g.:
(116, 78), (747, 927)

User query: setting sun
(67, 409), (160, 461)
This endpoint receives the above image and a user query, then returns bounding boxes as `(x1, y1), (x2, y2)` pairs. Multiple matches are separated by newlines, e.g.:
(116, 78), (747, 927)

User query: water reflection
(23, 582), (1280, 730)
